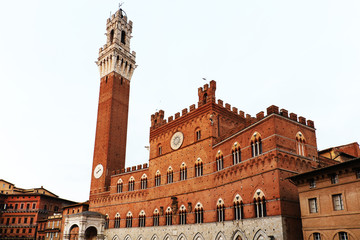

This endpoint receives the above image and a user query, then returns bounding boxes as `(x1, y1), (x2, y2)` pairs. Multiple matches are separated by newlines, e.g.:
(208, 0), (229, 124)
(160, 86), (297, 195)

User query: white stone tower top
(97, 8), (137, 80)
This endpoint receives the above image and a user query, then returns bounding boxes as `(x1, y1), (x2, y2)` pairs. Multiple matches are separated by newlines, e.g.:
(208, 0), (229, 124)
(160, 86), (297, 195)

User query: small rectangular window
(331, 174), (339, 184)
(308, 198), (318, 213)
(332, 194), (344, 211)
(356, 169), (360, 179)
(158, 146), (162, 156)
(309, 179), (316, 189)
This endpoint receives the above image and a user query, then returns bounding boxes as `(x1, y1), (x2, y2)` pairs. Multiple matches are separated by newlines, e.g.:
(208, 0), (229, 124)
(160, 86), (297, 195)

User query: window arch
(128, 176), (135, 191)
(194, 202), (204, 224)
(179, 205), (187, 225)
(338, 232), (348, 240)
(153, 208), (160, 226)
(109, 29), (115, 43)
(180, 162), (187, 181)
(312, 232), (321, 240)
(138, 210), (146, 227)
(158, 144), (162, 156)
(141, 174), (147, 189)
(165, 207), (172, 226)
(195, 128), (201, 141)
(251, 132), (262, 157)
(232, 142), (241, 165)
(155, 170), (161, 186)
(233, 194), (244, 220)
(216, 199), (225, 222)
(104, 214), (109, 229)
(216, 151), (224, 171)
(296, 132), (306, 156)
(114, 213), (120, 228)
(195, 158), (203, 177)
(253, 189), (266, 218)
(167, 166), (174, 184)
(126, 211), (133, 228)
(121, 30), (126, 44)
(117, 179), (123, 193)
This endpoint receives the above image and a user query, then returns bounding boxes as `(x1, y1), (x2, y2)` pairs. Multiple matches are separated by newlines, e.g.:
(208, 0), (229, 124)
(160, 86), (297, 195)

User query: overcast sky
(0, 1), (359, 202)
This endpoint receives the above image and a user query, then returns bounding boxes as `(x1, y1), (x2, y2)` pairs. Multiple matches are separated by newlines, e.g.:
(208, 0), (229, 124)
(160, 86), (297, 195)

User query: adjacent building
(0, 180), (76, 240)
(289, 157), (360, 239)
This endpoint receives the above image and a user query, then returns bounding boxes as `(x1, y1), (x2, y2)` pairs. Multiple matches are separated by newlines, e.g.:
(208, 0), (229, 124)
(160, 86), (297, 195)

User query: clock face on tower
(170, 131), (184, 150)
(94, 164), (104, 179)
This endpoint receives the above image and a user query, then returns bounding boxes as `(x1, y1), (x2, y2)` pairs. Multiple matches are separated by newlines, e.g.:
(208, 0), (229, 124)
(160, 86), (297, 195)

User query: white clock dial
(94, 164), (104, 179)
(170, 131), (184, 150)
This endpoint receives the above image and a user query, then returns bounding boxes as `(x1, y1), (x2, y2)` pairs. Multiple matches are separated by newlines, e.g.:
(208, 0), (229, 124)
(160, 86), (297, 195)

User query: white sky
(0, 1), (359, 202)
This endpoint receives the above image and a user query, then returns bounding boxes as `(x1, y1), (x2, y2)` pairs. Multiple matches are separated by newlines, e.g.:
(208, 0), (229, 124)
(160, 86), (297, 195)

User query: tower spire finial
(119, 2), (124, 9)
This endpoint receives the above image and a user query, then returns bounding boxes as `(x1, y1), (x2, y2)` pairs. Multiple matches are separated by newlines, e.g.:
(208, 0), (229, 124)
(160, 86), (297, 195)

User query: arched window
(167, 167), (173, 184)
(253, 189), (266, 218)
(195, 158), (203, 177)
(109, 29), (114, 43)
(128, 176), (135, 191)
(338, 232), (348, 240)
(117, 179), (123, 193)
(153, 209), (160, 226)
(194, 202), (204, 224)
(141, 174), (148, 189)
(158, 144), (162, 156)
(114, 213), (120, 228)
(165, 207), (172, 226)
(233, 194), (244, 220)
(179, 205), (187, 225)
(155, 170), (161, 186)
(251, 132), (262, 157)
(313, 233), (321, 240)
(216, 199), (225, 222)
(216, 151), (224, 171)
(296, 132), (306, 156)
(138, 210), (146, 227)
(195, 128), (201, 141)
(126, 212), (133, 228)
(104, 215), (109, 229)
(121, 30), (126, 44)
(232, 142), (241, 165)
(180, 162), (187, 181)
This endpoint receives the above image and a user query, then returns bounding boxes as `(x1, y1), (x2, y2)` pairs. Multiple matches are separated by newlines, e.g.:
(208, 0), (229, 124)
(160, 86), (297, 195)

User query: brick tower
(90, 8), (136, 195)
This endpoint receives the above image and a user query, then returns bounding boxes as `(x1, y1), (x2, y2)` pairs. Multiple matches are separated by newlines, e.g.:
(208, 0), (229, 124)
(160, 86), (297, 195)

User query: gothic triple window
(216, 199), (225, 222)
(195, 158), (203, 177)
(251, 132), (262, 157)
(254, 190), (267, 218)
(138, 210), (146, 227)
(180, 162), (187, 181)
(128, 176), (135, 191)
(179, 205), (187, 225)
(114, 213), (120, 228)
(167, 167), (173, 184)
(155, 170), (161, 186)
(216, 151), (224, 171)
(165, 207), (172, 226)
(296, 132), (306, 156)
(117, 179), (123, 193)
(194, 202), (204, 224)
(233, 194), (244, 220)
(141, 174), (148, 189)
(232, 142), (241, 165)
(153, 209), (160, 226)
(126, 212), (133, 228)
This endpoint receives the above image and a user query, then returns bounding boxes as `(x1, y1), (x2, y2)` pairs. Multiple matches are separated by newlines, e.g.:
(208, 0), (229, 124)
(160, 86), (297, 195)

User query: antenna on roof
(119, 2), (124, 9)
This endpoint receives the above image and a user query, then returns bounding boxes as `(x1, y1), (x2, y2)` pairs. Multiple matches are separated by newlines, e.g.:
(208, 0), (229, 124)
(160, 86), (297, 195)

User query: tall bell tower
(90, 8), (136, 194)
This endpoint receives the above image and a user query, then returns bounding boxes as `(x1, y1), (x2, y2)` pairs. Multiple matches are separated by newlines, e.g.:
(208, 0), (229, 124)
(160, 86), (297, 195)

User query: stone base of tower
(105, 216), (298, 240)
